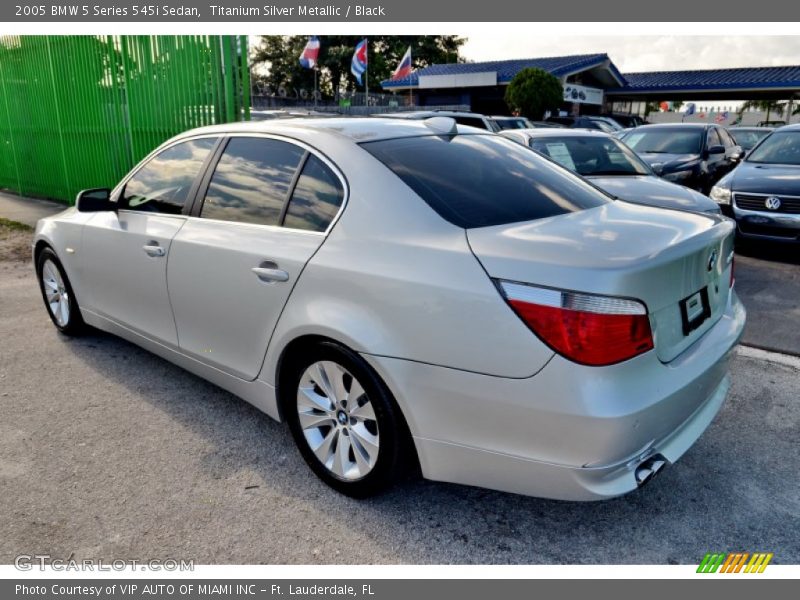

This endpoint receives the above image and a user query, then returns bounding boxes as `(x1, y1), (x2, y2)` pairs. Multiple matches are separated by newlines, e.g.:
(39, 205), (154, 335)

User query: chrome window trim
(109, 131), (350, 236)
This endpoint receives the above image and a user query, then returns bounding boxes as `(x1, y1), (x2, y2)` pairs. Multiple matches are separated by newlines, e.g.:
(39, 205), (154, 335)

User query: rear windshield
(623, 128), (703, 155)
(360, 134), (608, 228)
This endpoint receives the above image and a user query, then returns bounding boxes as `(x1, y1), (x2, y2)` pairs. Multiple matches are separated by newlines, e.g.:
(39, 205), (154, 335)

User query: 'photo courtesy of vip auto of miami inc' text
(0, 1), (798, 596)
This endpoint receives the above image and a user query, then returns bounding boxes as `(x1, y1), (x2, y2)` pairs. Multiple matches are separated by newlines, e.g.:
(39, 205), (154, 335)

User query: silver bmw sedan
(33, 117), (745, 500)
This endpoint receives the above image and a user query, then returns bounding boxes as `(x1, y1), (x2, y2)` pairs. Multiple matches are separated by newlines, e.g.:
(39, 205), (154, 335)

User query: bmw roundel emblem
(765, 196), (782, 210)
(707, 249), (718, 272)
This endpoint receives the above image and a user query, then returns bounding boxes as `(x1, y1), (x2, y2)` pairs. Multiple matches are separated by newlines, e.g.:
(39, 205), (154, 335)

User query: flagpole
(365, 39), (369, 108)
(313, 67), (318, 109)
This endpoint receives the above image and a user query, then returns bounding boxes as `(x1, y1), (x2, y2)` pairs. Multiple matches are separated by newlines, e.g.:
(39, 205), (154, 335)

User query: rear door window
(453, 117), (490, 130)
(361, 134), (608, 229)
(200, 137), (305, 226)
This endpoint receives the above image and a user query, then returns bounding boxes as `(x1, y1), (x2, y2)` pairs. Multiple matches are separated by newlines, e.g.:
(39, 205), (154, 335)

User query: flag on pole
(390, 46), (413, 81)
(715, 111), (729, 123)
(684, 103), (696, 117)
(351, 39), (368, 85)
(299, 36), (320, 69)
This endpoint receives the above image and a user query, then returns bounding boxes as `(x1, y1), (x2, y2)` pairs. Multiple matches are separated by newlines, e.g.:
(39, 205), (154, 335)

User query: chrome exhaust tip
(635, 453), (667, 487)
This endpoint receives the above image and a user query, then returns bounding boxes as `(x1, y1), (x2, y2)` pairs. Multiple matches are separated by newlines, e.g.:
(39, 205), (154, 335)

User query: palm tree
(738, 100), (787, 123)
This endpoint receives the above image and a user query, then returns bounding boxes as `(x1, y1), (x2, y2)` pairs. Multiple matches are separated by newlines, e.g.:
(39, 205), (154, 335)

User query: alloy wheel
(41, 259), (70, 327)
(296, 360), (380, 481)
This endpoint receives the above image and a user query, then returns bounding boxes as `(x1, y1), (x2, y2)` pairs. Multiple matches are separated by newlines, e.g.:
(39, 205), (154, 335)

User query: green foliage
(504, 68), (563, 120)
(251, 35), (466, 98)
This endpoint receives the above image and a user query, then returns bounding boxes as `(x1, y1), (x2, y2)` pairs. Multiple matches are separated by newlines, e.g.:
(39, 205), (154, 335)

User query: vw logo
(707, 249), (718, 272)
(765, 196), (782, 211)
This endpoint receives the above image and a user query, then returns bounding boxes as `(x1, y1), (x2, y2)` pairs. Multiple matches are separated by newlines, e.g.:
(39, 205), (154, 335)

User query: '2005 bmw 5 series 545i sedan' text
(33, 117), (745, 500)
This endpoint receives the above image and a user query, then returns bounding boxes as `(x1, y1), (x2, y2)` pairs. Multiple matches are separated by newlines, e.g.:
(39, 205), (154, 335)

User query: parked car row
(616, 121), (800, 243)
(33, 114), (744, 501)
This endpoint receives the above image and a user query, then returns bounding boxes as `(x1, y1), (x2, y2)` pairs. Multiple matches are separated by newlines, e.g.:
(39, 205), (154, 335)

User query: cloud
(460, 36), (800, 73)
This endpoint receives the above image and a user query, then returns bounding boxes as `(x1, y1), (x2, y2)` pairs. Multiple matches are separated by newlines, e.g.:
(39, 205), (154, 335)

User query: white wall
(647, 109), (800, 126)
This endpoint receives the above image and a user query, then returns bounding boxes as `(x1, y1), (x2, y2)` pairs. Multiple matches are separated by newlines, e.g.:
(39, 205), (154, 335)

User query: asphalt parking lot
(1, 251), (799, 565)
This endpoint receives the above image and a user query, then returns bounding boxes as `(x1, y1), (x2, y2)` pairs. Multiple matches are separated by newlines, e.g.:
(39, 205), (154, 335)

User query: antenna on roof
(424, 116), (458, 135)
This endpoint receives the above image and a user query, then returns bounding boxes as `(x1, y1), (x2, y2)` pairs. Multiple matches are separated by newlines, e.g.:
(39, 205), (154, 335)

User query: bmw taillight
(498, 281), (654, 367)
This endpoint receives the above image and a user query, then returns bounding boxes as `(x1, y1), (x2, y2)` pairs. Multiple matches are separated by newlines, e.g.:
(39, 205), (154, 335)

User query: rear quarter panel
(259, 139), (554, 384)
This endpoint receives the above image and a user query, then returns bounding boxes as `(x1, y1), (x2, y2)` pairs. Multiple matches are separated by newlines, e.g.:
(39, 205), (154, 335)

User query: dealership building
(380, 53), (800, 118)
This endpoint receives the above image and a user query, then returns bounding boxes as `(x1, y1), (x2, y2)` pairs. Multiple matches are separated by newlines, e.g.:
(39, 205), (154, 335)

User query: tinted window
(361, 134), (608, 229)
(201, 137), (304, 226)
(284, 155), (345, 232)
(718, 128), (736, 148)
(453, 117), (489, 130)
(623, 128), (703, 155)
(122, 137), (216, 214)
(495, 118), (530, 130)
(529, 136), (651, 176)
(747, 131), (800, 165)
(707, 128), (722, 148)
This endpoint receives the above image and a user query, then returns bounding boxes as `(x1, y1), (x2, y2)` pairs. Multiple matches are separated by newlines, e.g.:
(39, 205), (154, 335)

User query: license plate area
(680, 287), (711, 336)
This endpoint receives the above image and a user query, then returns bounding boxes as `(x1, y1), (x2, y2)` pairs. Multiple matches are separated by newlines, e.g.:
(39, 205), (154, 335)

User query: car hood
(587, 175), (719, 213)
(637, 152), (700, 169)
(731, 162), (800, 195)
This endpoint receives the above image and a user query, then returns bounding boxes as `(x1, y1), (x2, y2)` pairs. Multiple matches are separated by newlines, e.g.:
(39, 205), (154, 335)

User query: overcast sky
(460, 36), (800, 72)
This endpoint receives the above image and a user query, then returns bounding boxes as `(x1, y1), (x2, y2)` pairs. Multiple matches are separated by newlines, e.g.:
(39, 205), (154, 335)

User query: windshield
(623, 128), (703, 155)
(361, 134), (608, 229)
(529, 136), (651, 176)
(731, 129), (772, 150)
(747, 131), (800, 165)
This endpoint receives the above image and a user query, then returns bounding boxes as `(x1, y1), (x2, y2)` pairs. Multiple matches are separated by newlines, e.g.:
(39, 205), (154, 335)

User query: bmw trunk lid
(467, 201), (735, 363)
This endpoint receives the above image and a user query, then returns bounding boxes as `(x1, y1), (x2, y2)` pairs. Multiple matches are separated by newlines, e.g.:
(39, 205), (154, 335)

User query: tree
(251, 35), (466, 99)
(504, 68), (563, 120)
(738, 99), (787, 123)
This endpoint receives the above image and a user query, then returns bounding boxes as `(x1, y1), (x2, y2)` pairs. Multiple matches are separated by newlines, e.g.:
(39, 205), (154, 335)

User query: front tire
(282, 342), (410, 498)
(36, 248), (86, 336)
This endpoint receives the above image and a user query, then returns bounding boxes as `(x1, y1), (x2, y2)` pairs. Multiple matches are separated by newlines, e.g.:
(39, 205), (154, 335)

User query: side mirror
(651, 162), (664, 176)
(707, 144), (725, 155)
(76, 188), (114, 212)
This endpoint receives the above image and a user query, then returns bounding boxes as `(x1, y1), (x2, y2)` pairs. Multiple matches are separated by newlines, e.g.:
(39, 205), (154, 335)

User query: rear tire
(282, 341), (410, 498)
(36, 248), (86, 336)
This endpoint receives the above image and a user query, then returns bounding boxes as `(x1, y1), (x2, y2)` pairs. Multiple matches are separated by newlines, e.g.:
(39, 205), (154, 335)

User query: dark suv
(621, 123), (744, 193)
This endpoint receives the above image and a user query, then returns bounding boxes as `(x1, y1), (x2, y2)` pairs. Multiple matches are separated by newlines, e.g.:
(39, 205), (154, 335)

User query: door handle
(143, 244), (165, 257)
(252, 266), (289, 283)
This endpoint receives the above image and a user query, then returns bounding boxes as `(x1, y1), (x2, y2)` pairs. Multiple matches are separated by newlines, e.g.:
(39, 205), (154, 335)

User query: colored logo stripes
(697, 552), (773, 573)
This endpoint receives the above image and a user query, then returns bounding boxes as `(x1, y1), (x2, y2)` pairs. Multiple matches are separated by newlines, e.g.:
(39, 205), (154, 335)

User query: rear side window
(122, 137), (216, 214)
(707, 128), (722, 148)
(454, 117), (489, 130)
(361, 134), (608, 228)
(284, 155), (345, 232)
(201, 137), (305, 226)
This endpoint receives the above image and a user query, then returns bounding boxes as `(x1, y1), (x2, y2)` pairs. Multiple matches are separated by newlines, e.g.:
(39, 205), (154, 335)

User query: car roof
(172, 116), (488, 145)
(778, 123), (800, 131)
(380, 110), (488, 119)
(632, 122), (712, 130)
(491, 115), (525, 120)
(507, 128), (612, 139)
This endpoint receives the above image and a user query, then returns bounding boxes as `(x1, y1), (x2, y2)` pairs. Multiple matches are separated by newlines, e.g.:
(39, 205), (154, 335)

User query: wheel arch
(273, 332), (421, 474)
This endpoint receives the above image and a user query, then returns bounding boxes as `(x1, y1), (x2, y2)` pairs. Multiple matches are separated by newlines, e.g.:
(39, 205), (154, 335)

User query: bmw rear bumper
(363, 291), (745, 501)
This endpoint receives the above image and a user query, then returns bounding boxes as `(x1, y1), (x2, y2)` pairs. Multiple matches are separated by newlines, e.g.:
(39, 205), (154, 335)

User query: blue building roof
(382, 53), (625, 89)
(616, 66), (800, 93)
(382, 54), (800, 96)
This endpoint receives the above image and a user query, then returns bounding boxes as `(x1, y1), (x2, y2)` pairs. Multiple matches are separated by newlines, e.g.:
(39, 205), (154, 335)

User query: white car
(34, 117), (745, 500)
